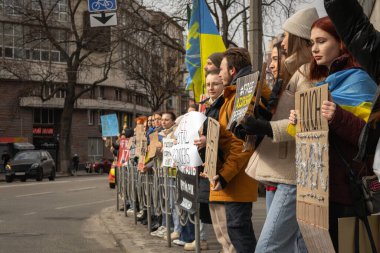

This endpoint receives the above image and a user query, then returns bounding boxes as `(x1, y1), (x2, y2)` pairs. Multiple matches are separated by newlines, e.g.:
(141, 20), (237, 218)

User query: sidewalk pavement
(98, 197), (266, 253)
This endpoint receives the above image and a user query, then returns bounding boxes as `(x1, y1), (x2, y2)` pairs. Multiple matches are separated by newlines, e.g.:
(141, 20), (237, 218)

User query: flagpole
(199, 0), (204, 101)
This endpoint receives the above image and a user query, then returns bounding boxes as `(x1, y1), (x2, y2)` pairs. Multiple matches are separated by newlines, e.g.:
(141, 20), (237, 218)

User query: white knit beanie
(282, 8), (319, 40)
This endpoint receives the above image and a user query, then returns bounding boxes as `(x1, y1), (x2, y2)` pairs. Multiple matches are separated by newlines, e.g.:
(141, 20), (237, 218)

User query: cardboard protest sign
(137, 139), (147, 171)
(147, 131), (160, 159)
(226, 72), (259, 129)
(339, 216), (380, 253)
(204, 118), (220, 181)
(135, 125), (145, 156)
(117, 138), (130, 167)
(100, 114), (119, 137)
(295, 84), (334, 252)
(176, 166), (198, 213)
(162, 138), (175, 167)
(172, 111), (207, 167)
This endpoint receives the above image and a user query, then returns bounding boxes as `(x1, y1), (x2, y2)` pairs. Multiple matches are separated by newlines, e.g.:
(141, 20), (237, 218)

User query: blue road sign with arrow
(88, 0), (117, 12)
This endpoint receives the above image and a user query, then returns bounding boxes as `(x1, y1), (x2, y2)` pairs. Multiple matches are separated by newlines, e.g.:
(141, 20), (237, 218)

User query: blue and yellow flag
(185, 0), (226, 102)
(316, 68), (377, 122)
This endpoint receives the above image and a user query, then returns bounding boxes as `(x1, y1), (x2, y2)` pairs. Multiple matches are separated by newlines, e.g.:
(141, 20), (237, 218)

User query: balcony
(19, 97), (151, 114)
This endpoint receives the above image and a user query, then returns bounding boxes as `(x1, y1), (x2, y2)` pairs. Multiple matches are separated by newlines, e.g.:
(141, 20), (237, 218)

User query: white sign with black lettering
(162, 138), (175, 167)
(172, 111), (207, 167)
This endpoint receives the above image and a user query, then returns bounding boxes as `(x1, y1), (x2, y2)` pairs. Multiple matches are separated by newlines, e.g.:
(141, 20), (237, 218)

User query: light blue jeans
(255, 184), (307, 253)
(265, 190), (275, 214)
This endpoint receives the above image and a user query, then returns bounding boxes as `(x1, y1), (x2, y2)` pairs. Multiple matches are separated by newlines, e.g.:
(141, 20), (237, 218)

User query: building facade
(0, 0), (186, 166)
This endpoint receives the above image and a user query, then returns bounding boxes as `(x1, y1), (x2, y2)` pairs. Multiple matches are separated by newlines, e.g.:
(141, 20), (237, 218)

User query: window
(126, 91), (133, 103)
(42, 84), (66, 98)
(4, 0), (22, 16)
(88, 110), (94, 125)
(97, 110), (103, 125)
(115, 89), (122, 101)
(98, 86), (105, 99)
(87, 137), (103, 162)
(33, 108), (55, 124)
(0, 23), (67, 62)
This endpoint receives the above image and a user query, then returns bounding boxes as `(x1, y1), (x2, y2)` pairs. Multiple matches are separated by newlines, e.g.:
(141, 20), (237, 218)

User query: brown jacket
(209, 85), (258, 202)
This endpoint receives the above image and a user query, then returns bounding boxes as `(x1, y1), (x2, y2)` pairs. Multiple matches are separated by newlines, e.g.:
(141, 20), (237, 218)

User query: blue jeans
(169, 178), (181, 233)
(179, 216), (195, 243)
(265, 190), (275, 214)
(255, 184), (307, 253)
(225, 202), (256, 253)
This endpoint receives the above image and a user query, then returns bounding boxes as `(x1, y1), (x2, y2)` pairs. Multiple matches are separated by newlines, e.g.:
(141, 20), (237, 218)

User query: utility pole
(249, 0), (263, 72)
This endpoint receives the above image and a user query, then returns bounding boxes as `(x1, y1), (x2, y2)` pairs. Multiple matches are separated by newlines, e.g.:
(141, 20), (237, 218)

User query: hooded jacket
(324, 0), (380, 161)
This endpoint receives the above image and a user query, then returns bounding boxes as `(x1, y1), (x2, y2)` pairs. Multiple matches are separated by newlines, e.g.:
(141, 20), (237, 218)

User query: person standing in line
(324, 0), (380, 168)
(289, 17), (377, 251)
(209, 47), (261, 253)
(263, 36), (288, 212)
(233, 8), (319, 253)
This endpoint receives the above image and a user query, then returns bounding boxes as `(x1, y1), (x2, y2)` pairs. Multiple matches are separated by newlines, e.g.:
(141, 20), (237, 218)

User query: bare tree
(141, 0), (308, 48)
(119, 3), (185, 111)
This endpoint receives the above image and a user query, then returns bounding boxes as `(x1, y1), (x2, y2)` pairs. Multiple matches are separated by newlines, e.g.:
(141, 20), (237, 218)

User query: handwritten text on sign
(227, 72), (259, 129)
(172, 111), (206, 167)
(295, 84), (331, 237)
(162, 138), (175, 167)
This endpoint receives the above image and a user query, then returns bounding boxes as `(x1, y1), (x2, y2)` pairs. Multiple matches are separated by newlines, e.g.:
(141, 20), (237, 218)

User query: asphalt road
(0, 175), (122, 253)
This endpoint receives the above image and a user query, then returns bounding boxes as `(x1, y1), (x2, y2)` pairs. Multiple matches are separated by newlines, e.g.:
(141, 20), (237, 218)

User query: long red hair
(309, 17), (359, 81)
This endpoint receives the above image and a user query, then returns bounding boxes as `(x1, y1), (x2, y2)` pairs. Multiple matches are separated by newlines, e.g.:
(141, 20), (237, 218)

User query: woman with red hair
(290, 17), (377, 251)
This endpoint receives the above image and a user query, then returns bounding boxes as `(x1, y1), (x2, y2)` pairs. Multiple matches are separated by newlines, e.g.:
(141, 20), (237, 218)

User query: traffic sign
(90, 12), (117, 27)
(88, 0), (117, 13)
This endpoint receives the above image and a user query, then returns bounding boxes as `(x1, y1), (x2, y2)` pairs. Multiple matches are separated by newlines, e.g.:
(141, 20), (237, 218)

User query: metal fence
(115, 156), (202, 252)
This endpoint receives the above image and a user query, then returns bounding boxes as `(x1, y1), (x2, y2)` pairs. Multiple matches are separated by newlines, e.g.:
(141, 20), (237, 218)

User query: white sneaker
(126, 209), (134, 215)
(136, 210), (144, 218)
(156, 227), (167, 238)
(150, 226), (166, 237)
(173, 239), (186, 246)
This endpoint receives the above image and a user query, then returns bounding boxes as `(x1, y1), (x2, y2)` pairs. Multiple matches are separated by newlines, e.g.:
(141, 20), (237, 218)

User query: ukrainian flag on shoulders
(185, 0), (226, 102)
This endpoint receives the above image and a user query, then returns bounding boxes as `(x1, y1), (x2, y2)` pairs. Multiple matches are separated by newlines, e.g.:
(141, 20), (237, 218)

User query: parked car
(5, 150), (55, 182)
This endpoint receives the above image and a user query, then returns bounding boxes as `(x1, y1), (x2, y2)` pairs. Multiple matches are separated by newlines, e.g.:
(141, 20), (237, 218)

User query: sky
(297, 0), (327, 17)
(262, 0), (327, 51)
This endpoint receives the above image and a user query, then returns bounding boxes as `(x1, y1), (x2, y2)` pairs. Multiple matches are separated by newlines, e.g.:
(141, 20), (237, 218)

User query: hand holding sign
(172, 111), (207, 168)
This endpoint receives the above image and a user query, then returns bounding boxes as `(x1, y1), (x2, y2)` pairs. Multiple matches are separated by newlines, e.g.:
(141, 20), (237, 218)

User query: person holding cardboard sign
(233, 8), (318, 253)
(289, 17), (377, 251)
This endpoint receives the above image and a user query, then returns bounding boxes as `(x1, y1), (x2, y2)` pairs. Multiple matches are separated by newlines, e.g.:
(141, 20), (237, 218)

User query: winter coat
(210, 66), (259, 202)
(248, 63), (314, 185)
(316, 64), (377, 205)
(324, 0), (380, 161)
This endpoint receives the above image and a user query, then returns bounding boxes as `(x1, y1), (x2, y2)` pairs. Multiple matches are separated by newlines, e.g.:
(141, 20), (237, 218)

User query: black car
(5, 150), (56, 182)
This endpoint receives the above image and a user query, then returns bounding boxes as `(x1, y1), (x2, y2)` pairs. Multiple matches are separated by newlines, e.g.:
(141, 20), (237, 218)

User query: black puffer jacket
(324, 0), (380, 83)
(325, 0), (380, 160)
